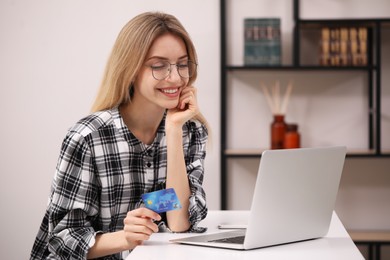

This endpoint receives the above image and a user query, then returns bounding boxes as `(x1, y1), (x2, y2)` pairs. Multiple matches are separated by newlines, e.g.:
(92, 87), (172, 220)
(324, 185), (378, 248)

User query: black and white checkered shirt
(30, 107), (208, 259)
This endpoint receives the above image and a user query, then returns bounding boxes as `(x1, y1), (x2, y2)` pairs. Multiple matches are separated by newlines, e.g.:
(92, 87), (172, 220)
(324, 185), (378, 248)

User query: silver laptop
(170, 146), (347, 250)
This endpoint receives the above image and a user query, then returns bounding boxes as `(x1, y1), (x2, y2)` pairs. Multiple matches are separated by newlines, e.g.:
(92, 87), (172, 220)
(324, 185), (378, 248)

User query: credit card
(141, 188), (182, 213)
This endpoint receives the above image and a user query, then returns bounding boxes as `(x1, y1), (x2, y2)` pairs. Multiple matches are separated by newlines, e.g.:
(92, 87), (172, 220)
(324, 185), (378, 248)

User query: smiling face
(132, 33), (189, 111)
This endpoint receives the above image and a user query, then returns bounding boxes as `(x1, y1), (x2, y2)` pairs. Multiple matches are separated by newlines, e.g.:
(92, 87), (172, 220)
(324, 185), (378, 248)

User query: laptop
(170, 146), (347, 250)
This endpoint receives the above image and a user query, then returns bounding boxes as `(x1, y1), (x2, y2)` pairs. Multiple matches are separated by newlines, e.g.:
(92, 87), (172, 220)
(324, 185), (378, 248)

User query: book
(319, 26), (368, 66)
(244, 18), (281, 66)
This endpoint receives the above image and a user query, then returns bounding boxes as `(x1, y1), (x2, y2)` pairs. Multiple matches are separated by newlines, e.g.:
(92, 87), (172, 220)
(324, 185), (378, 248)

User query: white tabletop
(126, 210), (364, 260)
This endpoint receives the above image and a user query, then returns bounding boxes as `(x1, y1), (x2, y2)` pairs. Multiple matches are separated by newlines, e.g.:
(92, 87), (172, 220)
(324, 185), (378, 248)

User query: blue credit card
(141, 188), (182, 213)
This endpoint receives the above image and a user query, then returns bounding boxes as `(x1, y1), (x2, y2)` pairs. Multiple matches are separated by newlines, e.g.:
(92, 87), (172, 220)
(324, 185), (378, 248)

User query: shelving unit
(220, 0), (390, 210)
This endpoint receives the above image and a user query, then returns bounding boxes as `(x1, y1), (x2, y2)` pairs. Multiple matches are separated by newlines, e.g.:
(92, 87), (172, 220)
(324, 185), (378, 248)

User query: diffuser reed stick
(261, 81), (293, 115)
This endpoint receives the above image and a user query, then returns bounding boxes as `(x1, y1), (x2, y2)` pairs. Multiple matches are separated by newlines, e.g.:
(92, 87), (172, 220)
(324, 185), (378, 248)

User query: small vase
(271, 114), (286, 149)
(284, 123), (300, 149)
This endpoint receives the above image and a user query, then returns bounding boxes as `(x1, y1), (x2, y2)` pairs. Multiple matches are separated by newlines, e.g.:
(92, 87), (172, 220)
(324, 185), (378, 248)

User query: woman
(30, 12), (209, 259)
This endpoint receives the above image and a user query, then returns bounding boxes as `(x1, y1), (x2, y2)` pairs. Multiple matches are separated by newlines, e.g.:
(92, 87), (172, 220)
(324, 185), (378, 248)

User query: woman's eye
(177, 63), (189, 69)
(151, 64), (167, 70)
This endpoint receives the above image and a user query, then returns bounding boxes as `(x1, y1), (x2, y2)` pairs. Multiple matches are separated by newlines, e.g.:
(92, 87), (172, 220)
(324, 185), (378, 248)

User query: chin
(163, 101), (179, 110)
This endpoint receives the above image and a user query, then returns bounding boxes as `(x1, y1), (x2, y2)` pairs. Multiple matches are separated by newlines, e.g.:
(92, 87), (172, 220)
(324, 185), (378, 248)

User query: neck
(119, 102), (165, 145)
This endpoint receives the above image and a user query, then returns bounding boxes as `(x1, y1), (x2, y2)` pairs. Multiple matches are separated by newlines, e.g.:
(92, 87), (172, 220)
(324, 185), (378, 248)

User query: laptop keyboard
(209, 235), (245, 244)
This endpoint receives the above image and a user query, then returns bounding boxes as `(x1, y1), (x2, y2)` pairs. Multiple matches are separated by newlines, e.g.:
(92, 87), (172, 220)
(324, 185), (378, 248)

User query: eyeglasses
(147, 60), (197, 80)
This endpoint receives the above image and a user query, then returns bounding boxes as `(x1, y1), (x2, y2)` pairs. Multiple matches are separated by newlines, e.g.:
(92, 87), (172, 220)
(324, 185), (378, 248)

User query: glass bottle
(284, 123), (300, 149)
(271, 114), (286, 149)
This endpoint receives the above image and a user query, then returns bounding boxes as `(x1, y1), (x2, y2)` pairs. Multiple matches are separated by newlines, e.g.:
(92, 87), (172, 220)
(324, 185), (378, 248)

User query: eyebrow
(146, 55), (189, 62)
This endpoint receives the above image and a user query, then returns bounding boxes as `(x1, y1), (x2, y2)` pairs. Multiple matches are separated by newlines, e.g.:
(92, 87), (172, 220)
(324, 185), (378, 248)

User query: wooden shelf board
(348, 230), (390, 242)
(224, 149), (390, 158)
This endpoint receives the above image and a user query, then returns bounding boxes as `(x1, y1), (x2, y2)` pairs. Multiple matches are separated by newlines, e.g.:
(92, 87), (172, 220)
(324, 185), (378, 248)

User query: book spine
(319, 26), (368, 67)
(244, 18), (281, 66)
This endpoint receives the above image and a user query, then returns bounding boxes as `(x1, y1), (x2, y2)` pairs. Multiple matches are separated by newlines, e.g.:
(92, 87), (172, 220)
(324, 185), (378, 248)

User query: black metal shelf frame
(220, 0), (388, 209)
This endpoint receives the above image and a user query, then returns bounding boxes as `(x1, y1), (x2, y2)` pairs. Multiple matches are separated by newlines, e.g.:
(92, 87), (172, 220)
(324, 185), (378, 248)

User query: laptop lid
(170, 146), (347, 250)
(244, 146), (346, 249)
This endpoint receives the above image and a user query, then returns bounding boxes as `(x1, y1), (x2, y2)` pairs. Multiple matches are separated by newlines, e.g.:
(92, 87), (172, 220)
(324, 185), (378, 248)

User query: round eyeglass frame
(147, 60), (198, 80)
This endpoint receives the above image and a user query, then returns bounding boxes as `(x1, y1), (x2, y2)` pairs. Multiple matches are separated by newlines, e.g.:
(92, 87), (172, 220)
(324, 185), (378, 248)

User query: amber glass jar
(284, 123), (300, 149)
(271, 114), (286, 149)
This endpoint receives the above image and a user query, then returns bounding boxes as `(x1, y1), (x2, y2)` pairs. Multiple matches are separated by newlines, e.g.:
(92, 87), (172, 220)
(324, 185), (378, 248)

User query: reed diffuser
(261, 81), (293, 149)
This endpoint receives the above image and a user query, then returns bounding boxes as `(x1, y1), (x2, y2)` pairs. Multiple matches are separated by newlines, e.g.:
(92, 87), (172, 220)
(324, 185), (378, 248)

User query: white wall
(0, 1), (219, 259)
(1, 0), (389, 259)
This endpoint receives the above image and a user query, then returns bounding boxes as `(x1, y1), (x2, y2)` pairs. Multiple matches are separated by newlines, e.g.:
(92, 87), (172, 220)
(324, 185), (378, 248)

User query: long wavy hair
(91, 12), (209, 131)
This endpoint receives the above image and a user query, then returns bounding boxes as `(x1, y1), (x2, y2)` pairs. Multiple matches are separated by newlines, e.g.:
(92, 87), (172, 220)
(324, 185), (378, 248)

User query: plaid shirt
(30, 108), (208, 260)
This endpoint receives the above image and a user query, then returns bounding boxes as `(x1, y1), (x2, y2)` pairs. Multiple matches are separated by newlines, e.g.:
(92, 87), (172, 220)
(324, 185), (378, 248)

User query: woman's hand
(123, 208), (161, 248)
(167, 85), (199, 129)
(87, 208), (161, 258)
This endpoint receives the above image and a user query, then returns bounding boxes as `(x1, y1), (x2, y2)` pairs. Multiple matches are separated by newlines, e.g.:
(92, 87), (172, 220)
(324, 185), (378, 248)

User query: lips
(159, 87), (180, 97)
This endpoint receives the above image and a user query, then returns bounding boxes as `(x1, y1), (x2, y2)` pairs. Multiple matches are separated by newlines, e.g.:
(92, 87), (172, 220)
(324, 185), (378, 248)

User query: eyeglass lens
(151, 61), (196, 80)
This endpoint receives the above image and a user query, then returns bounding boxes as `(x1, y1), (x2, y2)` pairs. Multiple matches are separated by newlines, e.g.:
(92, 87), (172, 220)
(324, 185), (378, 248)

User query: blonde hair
(91, 12), (209, 132)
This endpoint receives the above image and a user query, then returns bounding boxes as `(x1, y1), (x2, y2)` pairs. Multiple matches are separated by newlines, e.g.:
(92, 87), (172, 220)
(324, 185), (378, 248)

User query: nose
(166, 65), (182, 82)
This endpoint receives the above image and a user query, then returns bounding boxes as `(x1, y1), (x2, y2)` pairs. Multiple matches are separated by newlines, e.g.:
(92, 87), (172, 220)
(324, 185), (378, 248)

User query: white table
(126, 210), (364, 260)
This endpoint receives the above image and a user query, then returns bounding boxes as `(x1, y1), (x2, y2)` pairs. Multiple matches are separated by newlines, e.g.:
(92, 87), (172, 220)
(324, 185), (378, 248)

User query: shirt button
(146, 162), (152, 167)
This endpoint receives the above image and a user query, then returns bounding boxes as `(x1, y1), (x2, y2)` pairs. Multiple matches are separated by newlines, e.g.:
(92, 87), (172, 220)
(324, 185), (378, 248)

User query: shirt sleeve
(46, 131), (100, 259)
(184, 121), (208, 229)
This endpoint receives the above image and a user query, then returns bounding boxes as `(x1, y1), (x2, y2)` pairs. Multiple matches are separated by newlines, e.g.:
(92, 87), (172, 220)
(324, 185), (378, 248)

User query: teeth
(162, 88), (178, 94)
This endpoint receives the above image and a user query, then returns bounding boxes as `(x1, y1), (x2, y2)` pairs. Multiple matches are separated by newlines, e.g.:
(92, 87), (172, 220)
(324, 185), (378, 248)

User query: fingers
(123, 208), (161, 244)
(166, 86), (199, 127)
(132, 207), (161, 221)
(179, 86), (198, 110)
(179, 95), (193, 110)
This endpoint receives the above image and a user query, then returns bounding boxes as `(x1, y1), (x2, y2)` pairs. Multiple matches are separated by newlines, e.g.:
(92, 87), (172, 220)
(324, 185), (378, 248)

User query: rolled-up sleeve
(184, 121), (208, 228)
(47, 131), (100, 259)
